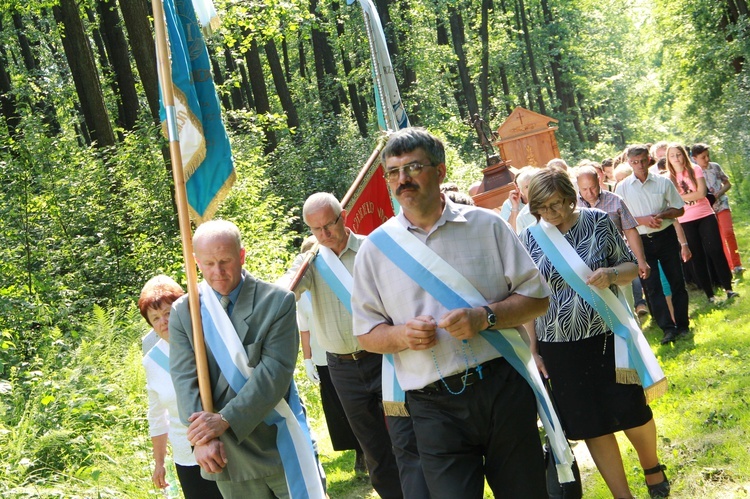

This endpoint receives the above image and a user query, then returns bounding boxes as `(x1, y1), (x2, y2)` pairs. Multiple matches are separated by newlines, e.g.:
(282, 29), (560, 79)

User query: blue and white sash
(147, 341), (170, 373)
(199, 281), (325, 499)
(313, 246), (408, 416)
(528, 219), (667, 403)
(369, 219), (576, 483)
(313, 246), (354, 315)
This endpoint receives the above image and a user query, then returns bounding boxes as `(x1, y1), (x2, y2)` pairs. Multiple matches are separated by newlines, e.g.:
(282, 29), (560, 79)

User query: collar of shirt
(396, 196), (468, 236)
(338, 230), (360, 258)
(577, 192), (601, 208)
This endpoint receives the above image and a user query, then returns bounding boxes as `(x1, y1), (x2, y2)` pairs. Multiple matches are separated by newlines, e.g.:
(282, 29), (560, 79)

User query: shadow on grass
(320, 449), (375, 498)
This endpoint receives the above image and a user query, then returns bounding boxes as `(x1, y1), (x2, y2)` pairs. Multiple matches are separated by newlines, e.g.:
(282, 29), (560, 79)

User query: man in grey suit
(169, 220), (299, 498)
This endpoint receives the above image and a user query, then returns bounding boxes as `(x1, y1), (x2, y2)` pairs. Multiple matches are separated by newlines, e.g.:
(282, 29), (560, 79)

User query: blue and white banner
(528, 220), (667, 403)
(369, 219), (576, 484)
(190, 0), (220, 33)
(348, 0), (409, 131)
(160, 0), (234, 224)
(198, 282), (325, 498)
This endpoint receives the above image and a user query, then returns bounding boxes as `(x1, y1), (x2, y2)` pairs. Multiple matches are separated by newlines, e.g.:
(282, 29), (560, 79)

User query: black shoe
(676, 328), (690, 339)
(644, 463), (670, 498)
(354, 450), (368, 475)
(660, 330), (677, 345)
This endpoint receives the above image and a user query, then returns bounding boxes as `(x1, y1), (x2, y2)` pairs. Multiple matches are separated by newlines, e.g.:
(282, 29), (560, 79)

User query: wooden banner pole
(152, 0), (213, 412)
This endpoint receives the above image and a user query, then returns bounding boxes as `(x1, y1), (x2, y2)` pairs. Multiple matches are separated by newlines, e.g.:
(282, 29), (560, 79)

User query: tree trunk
(298, 34), (308, 80)
(480, 0), (491, 117)
(12, 12), (60, 133)
(208, 45), (232, 111)
(331, 0), (368, 136)
(309, 0), (342, 115)
(224, 45), (245, 109)
(86, 6), (125, 134)
(98, 0), (140, 130)
(118, 0), (160, 124)
(0, 44), (21, 141)
(53, 0), (116, 148)
(244, 36), (277, 153)
(517, 0), (546, 115)
(437, 18), (467, 119)
(281, 38), (292, 83)
(238, 60), (254, 109)
(264, 39), (300, 132)
(448, 6), (479, 120)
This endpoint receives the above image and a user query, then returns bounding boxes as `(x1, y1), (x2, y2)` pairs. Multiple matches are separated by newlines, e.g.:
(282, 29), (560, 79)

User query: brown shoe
(636, 304), (649, 317)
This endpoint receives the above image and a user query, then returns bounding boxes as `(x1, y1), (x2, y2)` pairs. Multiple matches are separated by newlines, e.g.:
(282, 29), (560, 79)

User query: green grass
(578, 218), (750, 498)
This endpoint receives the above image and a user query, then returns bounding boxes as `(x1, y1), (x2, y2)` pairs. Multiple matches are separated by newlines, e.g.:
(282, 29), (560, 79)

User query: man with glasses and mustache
(280, 192), (416, 499)
(615, 144), (690, 345)
(352, 128), (552, 498)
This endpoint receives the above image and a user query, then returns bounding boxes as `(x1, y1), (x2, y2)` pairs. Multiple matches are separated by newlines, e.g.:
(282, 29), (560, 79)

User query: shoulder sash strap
(313, 246), (353, 314)
(368, 219), (576, 483)
(199, 281), (325, 499)
(146, 342), (170, 373)
(528, 220), (667, 402)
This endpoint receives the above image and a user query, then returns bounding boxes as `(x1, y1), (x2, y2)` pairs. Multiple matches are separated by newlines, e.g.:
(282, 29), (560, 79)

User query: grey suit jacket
(169, 269), (299, 482)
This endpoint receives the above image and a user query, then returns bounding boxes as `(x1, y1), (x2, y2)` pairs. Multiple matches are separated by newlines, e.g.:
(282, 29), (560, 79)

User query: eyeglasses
(536, 200), (565, 215)
(628, 157), (650, 166)
(384, 162), (435, 181)
(309, 213), (341, 233)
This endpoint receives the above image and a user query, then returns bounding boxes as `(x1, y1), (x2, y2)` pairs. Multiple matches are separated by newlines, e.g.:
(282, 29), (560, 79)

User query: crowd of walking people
(135, 130), (743, 499)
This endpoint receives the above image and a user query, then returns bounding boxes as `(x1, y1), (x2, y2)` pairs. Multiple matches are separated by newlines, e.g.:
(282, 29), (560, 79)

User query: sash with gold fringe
(368, 219), (576, 484)
(528, 219), (667, 403)
(314, 247), (409, 416)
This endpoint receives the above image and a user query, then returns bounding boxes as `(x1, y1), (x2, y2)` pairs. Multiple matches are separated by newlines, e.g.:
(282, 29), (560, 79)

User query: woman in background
(665, 143), (737, 303)
(139, 275), (222, 499)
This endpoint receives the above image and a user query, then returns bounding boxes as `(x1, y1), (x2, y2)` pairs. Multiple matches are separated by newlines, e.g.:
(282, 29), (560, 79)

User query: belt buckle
(351, 350), (365, 360)
(461, 371), (475, 387)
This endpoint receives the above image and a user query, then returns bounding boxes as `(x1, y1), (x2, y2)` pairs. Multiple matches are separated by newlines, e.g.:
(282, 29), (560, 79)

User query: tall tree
(331, 0), (368, 136)
(437, 16), (467, 118)
(224, 45), (246, 110)
(244, 35), (278, 153)
(53, 0), (116, 147)
(479, 0), (491, 117)
(117, 0), (160, 124)
(264, 38), (300, 132)
(11, 11), (61, 133)
(309, 0), (343, 115)
(0, 43), (21, 141)
(516, 0), (546, 115)
(97, 0), (140, 130)
(447, 5), (479, 120)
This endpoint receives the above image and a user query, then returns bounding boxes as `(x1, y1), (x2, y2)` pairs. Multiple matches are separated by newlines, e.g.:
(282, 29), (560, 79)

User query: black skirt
(539, 333), (653, 440)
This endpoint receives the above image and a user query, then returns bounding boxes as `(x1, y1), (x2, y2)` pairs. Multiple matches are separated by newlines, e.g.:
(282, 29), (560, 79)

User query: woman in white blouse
(139, 275), (222, 498)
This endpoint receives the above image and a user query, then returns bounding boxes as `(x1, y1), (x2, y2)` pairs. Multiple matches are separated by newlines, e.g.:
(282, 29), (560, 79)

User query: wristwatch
(483, 305), (496, 329)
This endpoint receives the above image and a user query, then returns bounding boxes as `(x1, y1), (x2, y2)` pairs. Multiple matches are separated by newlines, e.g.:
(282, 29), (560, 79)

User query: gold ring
(418, 338), (422, 345)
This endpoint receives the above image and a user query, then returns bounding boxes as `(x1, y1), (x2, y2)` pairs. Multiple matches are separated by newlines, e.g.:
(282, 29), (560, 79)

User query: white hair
(302, 192), (342, 223)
